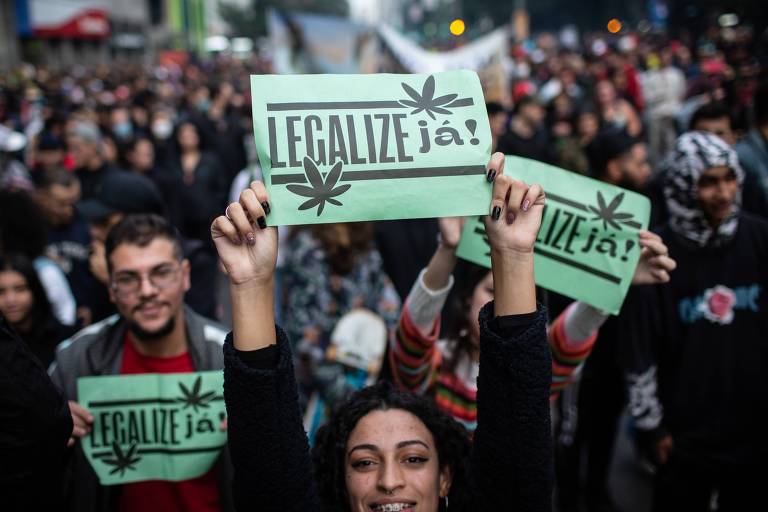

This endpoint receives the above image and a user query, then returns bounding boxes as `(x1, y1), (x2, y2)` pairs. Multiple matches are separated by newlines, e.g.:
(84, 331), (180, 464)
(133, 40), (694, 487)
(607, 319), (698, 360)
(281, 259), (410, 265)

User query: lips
(135, 302), (166, 316)
(369, 502), (416, 511)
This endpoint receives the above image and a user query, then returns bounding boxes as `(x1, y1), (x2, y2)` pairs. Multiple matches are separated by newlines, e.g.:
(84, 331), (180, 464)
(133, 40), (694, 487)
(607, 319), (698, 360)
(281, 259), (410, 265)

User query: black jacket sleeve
(620, 285), (669, 458)
(0, 315), (73, 511)
(223, 326), (320, 511)
(471, 302), (553, 512)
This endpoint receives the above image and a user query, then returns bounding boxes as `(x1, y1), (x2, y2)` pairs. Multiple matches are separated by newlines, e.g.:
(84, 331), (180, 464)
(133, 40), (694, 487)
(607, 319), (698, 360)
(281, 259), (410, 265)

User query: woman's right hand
(211, 181), (277, 287)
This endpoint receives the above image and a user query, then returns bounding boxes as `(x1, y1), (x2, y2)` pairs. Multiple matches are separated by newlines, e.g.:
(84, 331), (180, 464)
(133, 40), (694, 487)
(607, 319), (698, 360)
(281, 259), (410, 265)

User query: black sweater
(223, 301), (553, 511)
(623, 214), (768, 469)
(0, 315), (73, 510)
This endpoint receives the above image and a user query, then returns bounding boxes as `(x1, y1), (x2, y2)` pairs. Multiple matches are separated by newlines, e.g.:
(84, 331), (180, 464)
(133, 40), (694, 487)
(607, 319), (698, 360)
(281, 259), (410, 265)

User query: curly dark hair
(312, 381), (473, 512)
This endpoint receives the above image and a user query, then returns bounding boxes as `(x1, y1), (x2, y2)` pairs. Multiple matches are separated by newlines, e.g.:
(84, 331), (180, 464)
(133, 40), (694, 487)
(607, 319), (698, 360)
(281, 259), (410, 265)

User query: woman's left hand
(483, 152), (546, 256)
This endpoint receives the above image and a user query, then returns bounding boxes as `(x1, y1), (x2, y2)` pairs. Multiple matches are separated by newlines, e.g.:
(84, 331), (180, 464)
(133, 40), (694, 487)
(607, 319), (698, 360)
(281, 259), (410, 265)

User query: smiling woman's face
(345, 409), (451, 512)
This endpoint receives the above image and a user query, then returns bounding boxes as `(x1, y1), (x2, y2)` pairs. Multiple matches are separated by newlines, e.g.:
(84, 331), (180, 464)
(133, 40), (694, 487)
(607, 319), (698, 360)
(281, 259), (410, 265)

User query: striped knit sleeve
(388, 270), (452, 395)
(549, 301), (606, 399)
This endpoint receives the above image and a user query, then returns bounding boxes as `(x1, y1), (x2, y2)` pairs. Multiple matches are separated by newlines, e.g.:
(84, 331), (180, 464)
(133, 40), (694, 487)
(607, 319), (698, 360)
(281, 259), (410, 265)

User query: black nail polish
(491, 206), (501, 221)
(257, 216), (267, 229)
(261, 201), (271, 215)
(487, 169), (497, 183)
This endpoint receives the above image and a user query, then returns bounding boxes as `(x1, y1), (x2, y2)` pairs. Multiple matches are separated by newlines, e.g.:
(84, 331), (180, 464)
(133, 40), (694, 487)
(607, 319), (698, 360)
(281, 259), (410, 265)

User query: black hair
(485, 101), (504, 117)
(514, 95), (540, 114)
(0, 253), (55, 336)
(312, 381), (472, 512)
(586, 128), (638, 178)
(0, 190), (48, 258)
(104, 214), (184, 273)
(441, 260), (491, 375)
(690, 102), (732, 131)
(173, 118), (208, 153)
(31, 165), (77, 189)
(127, 135), (154, 153)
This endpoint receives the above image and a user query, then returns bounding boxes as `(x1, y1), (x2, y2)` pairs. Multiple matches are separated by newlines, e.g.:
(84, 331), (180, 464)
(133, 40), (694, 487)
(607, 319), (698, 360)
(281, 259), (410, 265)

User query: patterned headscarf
(662, 131), (744, 248)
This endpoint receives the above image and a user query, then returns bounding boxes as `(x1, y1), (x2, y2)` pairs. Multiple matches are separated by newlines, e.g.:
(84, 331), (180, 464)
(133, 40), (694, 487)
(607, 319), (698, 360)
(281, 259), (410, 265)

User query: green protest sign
(77, 371), (225, 485)
(456, 156), (650, 314)
(250, 71), (492, 225)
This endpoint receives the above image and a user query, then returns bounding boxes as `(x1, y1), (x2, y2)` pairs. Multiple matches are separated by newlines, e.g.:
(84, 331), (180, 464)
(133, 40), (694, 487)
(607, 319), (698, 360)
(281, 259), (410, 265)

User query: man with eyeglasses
(47, 214), (233, 512)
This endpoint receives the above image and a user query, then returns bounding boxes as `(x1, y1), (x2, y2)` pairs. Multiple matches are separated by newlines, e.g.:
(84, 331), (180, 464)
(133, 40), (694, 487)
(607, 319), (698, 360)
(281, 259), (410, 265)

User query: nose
(138, 274), (159, 298)
(376, 460), (406, 495)
(714, 180), (731, 200)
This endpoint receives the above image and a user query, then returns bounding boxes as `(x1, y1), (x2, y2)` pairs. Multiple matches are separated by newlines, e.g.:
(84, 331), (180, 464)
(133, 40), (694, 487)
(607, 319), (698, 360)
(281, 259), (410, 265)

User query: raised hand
(483, 152), (545, 256)
(211, 181), (277, 287)
(632, 231), (677, 285)
(481, 152), (545, 316)
(437, 216), (466, 250)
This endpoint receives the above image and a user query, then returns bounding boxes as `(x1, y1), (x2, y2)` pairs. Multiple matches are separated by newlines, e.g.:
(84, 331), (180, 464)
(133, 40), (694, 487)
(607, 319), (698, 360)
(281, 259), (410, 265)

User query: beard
(128, 315), (176, 341)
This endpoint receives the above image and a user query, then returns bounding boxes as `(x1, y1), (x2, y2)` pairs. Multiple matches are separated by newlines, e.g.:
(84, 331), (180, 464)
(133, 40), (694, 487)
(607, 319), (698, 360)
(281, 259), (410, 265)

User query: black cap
(587, 128), (638, 177)
(78, 171), (164, 222)
(37, 132), (65, 151)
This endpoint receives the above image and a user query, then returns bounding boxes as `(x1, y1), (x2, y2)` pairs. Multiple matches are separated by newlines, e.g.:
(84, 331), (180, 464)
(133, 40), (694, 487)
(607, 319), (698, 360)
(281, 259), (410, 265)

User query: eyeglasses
(111, 263), (182, 297)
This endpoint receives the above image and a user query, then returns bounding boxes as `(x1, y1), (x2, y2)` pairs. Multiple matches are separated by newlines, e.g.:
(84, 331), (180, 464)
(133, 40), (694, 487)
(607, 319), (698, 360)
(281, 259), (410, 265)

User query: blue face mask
(113, 121), (133, 139)
(196, 99), (210, 113)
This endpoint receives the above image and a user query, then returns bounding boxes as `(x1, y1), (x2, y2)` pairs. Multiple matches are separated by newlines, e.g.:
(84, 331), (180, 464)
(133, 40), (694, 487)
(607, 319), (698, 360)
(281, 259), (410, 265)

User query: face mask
(113, 121), (133, 139)
(152, 119), (173, 140)
(196, 99), (210, 113)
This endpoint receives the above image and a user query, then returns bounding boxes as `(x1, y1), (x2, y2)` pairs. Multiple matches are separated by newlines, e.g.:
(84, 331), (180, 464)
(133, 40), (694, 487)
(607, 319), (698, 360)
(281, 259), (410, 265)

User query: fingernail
(257, 216), (267, 229)
(246, 232), (255, 245)
(522, 199), (531, 212)
(491, 205), (501, 221)
(487, 168), (497, 182)
(261, 201), (271, 215)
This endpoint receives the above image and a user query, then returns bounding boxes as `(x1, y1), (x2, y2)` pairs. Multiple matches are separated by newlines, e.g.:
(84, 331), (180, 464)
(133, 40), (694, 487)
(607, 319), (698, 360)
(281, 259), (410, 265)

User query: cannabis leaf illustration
(102, 442), (141, 476)
(177, 376), (216, 412)
(588, 191), (636, 231)
(399, 75), (459, 120)
(286, 157), (351, 216)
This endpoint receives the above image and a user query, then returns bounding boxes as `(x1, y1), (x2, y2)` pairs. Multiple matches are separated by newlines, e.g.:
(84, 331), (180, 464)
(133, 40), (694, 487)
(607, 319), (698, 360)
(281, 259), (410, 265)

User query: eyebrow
(115, 262), (176, 274)
(348, 440), (430, 456)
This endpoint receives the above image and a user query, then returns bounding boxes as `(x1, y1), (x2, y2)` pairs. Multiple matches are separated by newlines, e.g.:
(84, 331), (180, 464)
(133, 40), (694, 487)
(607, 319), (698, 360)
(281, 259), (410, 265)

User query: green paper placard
(77, 371), (225, 485)
(456, 156), (651, 314)
(250, 71), (492, 225)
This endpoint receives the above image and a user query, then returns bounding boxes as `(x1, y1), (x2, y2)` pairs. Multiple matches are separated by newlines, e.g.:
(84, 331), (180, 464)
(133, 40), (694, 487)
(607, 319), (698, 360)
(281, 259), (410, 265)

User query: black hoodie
(623, 213), (768, 469)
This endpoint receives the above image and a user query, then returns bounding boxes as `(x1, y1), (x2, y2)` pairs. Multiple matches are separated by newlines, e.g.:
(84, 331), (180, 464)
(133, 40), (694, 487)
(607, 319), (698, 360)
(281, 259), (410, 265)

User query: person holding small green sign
(48, 214), (233, 512)
(212, 155), (552, 510)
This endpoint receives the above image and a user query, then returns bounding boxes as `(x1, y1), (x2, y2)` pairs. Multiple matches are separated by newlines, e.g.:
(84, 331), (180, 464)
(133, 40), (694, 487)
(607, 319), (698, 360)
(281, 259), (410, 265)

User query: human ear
(438, 466), (453, 498)
(181, 259), (191, 292)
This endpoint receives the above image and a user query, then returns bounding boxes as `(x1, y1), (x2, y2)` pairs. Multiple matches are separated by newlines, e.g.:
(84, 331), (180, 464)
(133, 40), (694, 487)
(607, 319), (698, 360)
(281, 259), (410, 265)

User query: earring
(444, 496), (449, 509)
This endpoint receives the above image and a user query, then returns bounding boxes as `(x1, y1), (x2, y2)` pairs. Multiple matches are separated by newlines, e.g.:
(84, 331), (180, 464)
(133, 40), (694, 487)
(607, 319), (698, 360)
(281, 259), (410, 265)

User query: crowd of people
(1, 22), (767, 512)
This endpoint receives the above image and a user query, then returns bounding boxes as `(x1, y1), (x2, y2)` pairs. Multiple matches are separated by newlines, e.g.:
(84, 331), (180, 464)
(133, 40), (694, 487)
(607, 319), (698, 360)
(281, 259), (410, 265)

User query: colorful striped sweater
(389, 270), (602, 432)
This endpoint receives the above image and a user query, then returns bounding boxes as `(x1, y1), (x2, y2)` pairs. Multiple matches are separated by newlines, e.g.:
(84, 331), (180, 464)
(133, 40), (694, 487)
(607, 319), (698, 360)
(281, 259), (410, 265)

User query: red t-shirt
(118, 336), (221, 512)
